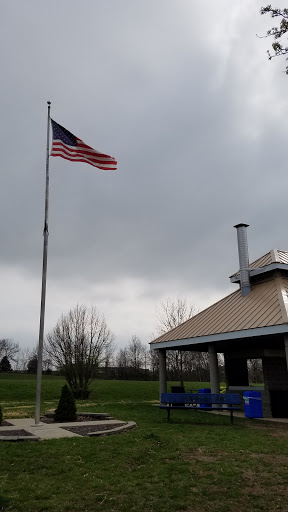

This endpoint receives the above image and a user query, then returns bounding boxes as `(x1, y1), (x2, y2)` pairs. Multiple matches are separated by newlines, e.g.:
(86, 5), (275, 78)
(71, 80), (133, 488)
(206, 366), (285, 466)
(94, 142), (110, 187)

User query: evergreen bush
(0, 356), (12, 373)
(54, 384), (77, 422)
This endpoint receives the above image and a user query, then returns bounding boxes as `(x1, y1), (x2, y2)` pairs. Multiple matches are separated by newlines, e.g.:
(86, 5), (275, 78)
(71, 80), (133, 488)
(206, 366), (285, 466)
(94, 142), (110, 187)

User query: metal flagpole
(35, 101), (51, 425)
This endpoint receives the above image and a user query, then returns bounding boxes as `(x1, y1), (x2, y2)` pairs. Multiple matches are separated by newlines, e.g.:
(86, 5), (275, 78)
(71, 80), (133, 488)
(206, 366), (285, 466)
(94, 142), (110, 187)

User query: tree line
(1, 298), (263, 399)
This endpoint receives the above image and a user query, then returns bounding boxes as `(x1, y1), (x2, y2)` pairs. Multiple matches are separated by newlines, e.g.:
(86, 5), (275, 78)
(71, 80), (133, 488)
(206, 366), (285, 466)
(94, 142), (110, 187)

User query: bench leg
(230, 409), (233, 425)
(167, 408), (171, 421)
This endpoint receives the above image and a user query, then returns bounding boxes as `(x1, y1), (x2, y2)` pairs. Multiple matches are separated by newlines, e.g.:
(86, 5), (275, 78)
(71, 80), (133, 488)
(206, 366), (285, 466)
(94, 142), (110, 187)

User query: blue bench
(160, 392), (241, 424)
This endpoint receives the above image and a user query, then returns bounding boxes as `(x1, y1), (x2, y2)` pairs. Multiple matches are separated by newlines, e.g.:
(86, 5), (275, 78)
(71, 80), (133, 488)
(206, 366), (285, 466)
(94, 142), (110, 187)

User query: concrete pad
(206, 409), (288, 423)
(0, 418), (132, 440)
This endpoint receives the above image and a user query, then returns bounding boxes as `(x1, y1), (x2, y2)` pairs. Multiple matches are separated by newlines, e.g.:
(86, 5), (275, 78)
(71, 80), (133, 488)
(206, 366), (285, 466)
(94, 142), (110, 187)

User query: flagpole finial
(47, 100), (51, 105)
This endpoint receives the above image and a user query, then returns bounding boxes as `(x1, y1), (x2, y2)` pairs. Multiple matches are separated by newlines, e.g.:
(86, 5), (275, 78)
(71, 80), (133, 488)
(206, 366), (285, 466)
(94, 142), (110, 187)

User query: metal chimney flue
(234, 223), (251, 296)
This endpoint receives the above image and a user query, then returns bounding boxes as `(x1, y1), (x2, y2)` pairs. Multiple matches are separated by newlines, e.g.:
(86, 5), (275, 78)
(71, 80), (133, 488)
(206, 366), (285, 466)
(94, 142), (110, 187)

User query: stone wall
(262, 356), (288, 418)
(262, 356), (288, 390)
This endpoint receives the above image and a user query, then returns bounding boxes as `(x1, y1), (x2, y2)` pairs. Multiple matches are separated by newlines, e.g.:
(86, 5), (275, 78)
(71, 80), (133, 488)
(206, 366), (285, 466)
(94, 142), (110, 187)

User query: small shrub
(54, 384), (77, 422)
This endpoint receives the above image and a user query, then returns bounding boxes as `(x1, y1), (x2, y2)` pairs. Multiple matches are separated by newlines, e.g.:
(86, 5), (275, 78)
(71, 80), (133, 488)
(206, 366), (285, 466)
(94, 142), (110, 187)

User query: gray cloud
(1, 0), (288, 348)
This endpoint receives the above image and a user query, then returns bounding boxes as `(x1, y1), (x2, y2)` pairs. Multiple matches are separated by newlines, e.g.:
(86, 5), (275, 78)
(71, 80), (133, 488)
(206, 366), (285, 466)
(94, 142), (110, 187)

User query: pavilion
(150, 224), (288, 418)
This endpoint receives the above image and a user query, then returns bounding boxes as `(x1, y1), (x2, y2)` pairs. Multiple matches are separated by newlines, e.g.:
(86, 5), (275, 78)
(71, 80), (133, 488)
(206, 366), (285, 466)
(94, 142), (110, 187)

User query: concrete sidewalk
(0, 418), (136, 440)
(208, 409), (288, 423)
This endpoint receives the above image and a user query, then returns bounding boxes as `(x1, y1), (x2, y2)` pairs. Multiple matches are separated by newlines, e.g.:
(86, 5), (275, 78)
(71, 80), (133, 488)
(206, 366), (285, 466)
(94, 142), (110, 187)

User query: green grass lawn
(1, 375), (288, 512)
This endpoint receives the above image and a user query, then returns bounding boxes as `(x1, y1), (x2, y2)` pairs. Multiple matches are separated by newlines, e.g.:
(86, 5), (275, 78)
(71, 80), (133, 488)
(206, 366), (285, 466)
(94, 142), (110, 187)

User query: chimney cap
(234, 223), (249, 229)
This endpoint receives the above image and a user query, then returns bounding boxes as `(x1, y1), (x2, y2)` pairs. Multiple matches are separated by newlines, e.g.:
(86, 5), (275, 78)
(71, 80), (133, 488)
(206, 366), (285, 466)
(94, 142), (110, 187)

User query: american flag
(50, 119), (117, 170)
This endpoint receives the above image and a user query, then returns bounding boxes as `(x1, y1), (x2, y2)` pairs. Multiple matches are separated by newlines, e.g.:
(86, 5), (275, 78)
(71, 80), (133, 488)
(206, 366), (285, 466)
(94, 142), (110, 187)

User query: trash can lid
(243, 391), (261, 397)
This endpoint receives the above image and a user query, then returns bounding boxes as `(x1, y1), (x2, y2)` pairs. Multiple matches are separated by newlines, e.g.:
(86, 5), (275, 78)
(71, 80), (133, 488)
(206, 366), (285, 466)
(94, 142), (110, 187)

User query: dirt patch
(183, 449), (288, 467)
(183, 448), (220, 462)
(61, 422), (127, 436)
(248, 452), (288, 464)
(245, 421), (288, 440)
(247, 421), (288, 431)
(268, 429), (288, 440)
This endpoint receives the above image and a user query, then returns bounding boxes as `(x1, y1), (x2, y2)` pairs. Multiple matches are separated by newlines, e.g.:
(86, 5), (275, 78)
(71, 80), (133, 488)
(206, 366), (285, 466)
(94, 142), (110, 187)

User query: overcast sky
(1, 1), (288, 353)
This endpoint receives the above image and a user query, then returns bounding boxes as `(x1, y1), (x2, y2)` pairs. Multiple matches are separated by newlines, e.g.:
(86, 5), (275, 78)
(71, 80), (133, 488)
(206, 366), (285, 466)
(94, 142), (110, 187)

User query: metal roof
(230, 249), (288, 279)
(150, 274), (288, 348)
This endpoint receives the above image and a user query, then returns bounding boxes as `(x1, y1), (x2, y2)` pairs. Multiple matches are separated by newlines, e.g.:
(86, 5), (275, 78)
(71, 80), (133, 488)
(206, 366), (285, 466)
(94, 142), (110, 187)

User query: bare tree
(0, 339), (19, 362)
(115, 348), (129, 379)
(126, 335), (146, 372)
(156, 297), (196, 334)
(27, 354), (38, 374)
(156, 297), (197, 387)
(13, 346), (52, 373)
(183, 351), (210, 382)
(14, 347), (32, 372)
(116, 348), (129, 368)
(248, 359), (263, 383)
(114, 337), (149, 379)
(148, 349), (159, 379)
(101, 340), (116, 368)
(45, 305), (114, 399)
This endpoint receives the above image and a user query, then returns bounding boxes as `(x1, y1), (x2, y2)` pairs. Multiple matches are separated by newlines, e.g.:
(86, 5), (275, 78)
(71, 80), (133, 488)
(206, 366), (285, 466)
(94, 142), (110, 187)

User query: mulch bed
(0, 429), (34, 437)
(1, 420), (14, 427)
(39, 415), (128, 436)
(61, 423), (127, 436)
(40, 415), (98, 424)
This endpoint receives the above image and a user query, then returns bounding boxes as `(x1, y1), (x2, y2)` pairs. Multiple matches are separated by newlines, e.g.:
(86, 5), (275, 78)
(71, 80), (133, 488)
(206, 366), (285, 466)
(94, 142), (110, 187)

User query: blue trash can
(243, 391), (263, 418)
(199, 388), (211, 409)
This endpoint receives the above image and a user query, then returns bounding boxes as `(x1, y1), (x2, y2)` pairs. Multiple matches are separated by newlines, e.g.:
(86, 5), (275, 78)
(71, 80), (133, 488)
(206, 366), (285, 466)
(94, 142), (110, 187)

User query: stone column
(158, 349), (167, 402)
(208, 344), (220, 393)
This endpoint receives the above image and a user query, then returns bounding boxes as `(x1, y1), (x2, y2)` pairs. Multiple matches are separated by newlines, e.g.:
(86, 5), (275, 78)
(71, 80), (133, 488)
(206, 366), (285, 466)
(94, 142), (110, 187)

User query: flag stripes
(51, 119), (117, 170)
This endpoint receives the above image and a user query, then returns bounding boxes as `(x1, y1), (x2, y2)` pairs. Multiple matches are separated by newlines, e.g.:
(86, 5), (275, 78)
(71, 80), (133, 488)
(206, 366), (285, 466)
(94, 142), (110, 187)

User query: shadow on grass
(159, 410), (239, 427)
(0, 494), (10, 509)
